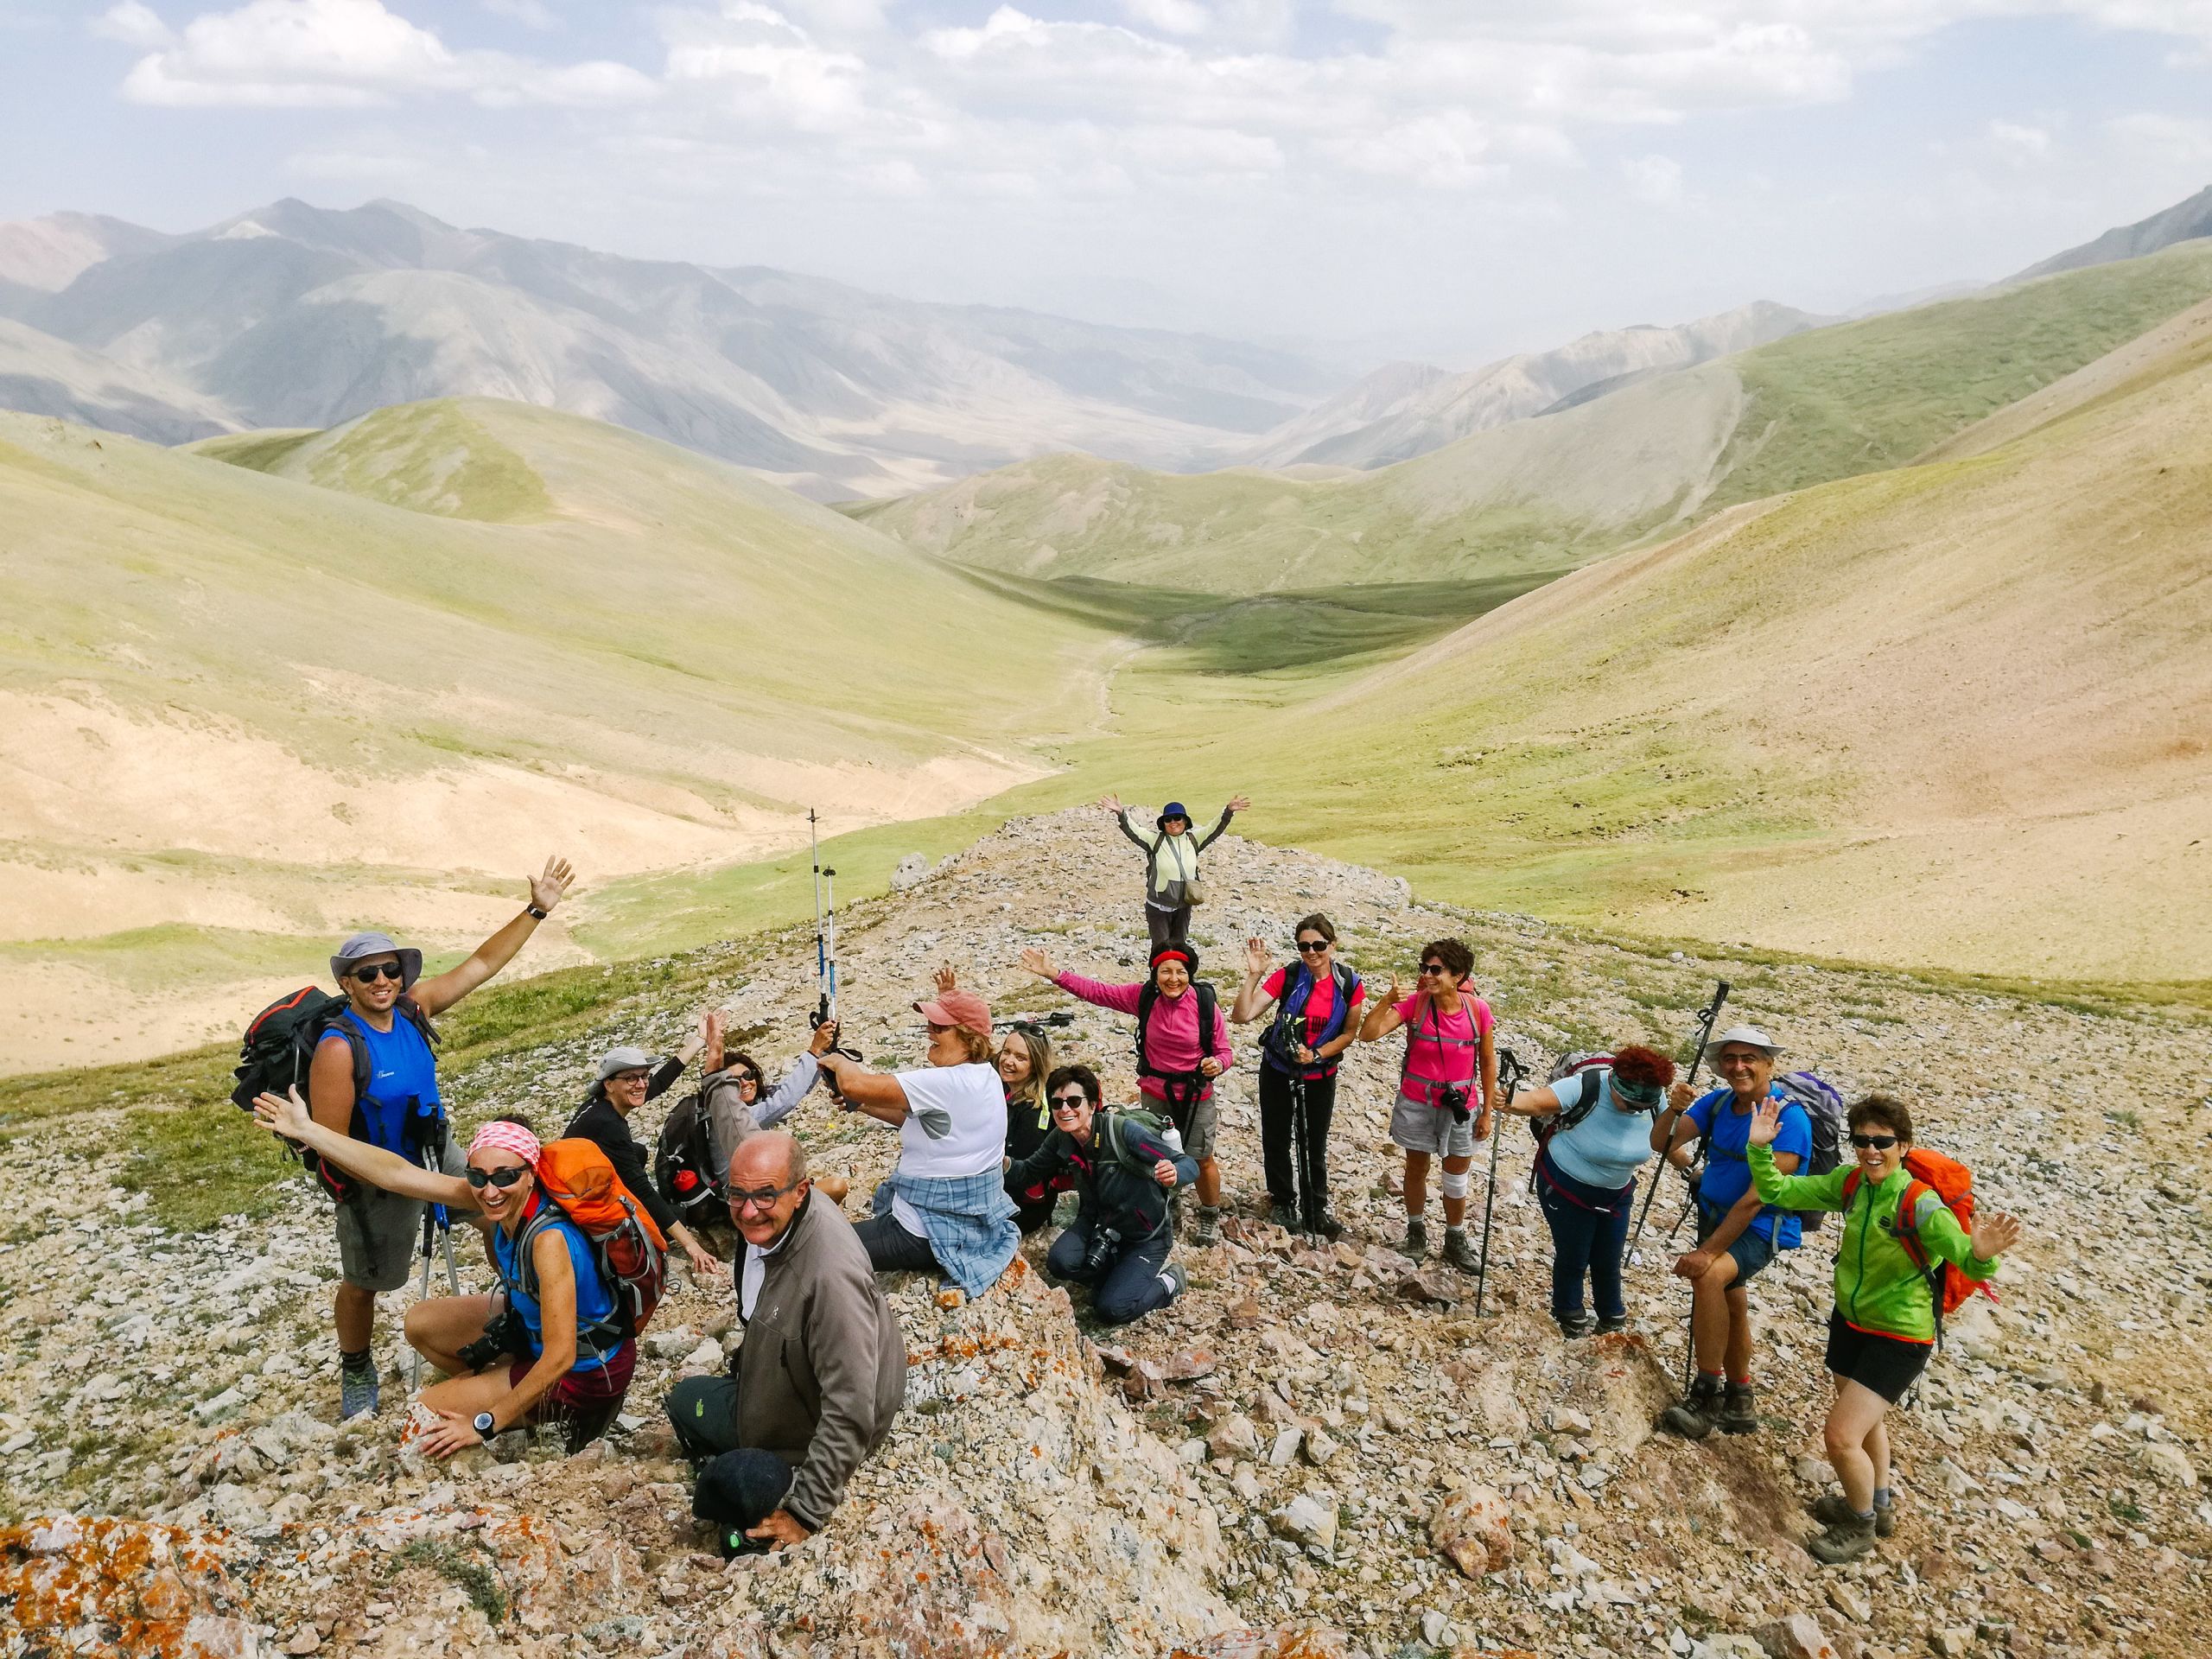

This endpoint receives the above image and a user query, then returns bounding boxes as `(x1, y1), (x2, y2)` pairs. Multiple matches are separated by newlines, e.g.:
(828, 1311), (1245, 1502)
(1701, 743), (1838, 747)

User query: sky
(3, 0), (2211, 366)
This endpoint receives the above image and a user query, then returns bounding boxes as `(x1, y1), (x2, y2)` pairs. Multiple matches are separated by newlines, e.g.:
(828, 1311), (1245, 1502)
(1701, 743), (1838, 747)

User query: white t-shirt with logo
(888, 1061), (1007, 1236)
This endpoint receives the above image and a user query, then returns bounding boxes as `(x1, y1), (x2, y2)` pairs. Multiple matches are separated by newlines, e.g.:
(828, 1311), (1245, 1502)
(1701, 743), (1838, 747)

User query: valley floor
(3, 812), (2209, 1657)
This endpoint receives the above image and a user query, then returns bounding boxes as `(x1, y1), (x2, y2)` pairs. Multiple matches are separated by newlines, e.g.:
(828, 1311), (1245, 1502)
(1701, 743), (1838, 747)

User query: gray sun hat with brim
(330, 930), (423, 990)
(596, 1045), (662, 1084)
(1703, 1023), (1781, 1065)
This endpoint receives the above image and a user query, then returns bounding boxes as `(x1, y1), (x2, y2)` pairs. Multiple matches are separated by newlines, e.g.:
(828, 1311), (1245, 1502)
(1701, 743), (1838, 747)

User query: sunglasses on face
(1419, 963), (1448, 976)
(735, 1072), (761, 1090)
(728, 1178), (804, 1212)
(465, 1165), (530, 1189)
(1297, 940), (1330, 954)
(1050, 1093), (1090, 1110)
(347, 963), (404, 984)
(1849, 1134), (1900, 1150)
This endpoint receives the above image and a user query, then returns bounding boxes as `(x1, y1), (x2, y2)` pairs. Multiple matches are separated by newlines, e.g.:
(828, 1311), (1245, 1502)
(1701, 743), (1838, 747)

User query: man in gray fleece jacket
(664, 1132), (906, 1554)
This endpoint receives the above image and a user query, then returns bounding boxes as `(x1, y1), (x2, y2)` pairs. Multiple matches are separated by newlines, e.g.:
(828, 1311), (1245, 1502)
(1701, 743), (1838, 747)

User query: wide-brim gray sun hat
(1703, 1024), (1781, 1064)
(596, 1045), (661, 1083)
(330, 931), (423, 989)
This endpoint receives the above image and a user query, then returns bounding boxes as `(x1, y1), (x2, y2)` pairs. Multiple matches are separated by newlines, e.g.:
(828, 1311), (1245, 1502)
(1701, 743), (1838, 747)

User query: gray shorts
(334, 1138), (467, 1292)
(1148, 1088), (1218, 1162)
(1391, 1089), (1477, 1159)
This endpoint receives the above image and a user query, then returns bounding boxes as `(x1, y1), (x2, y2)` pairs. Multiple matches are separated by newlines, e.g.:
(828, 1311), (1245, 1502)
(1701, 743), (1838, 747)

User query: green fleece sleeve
(1747, 1142), (1852, 1211)
(1910, 1191), (2001, 1282)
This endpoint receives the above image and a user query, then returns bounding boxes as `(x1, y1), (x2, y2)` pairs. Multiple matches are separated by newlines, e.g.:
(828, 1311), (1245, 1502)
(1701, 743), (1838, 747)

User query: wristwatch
(526, 904), (549, 920)
(473, 1411), (497, 1439)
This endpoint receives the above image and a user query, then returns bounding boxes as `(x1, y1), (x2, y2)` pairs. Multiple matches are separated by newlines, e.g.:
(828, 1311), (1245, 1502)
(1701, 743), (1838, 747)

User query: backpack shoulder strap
(397, 995), (439, 1048)
(1135, 982), (1158, 1073)
(1840, 1168), (1863, 1205)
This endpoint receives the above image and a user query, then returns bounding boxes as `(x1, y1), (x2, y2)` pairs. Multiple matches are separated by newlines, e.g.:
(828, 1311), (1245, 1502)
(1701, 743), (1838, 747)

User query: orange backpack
(1841, 1147), (1995, 1332)
(522, 1138), (668, 1349)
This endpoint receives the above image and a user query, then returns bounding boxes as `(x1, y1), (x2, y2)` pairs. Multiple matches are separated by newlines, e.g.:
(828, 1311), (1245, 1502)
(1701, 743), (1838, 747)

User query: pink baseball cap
(913, 987), (993, 1037)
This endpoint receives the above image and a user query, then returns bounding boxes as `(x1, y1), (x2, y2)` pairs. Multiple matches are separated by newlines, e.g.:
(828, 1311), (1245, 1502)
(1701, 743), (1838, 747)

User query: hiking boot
(1814, 1492), (1896, 1538)
(1557, 1311), (1595, 1339)
(1159, 1262), (1188, 1304)
(1442, 1225), (1481, 1273)
(1302, 1206), (1344, 1243)
(1192, 1205), (1221, 1249)
(1659, 1375), (1722, 1440)
(1806, 1510), (1878, 1565)
(1396, 1216), (1429, 1260)
(1268, 1198), (1300, 1230)
(1594, 1313), (1628, 1335)
(1717, 1382), (1759, 1434)
(339, 1362), (379, 1421)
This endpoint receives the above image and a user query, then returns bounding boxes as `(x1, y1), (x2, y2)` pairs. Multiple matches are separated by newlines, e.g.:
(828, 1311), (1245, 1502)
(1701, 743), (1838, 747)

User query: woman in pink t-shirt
(1358, 937), (1497, 1271)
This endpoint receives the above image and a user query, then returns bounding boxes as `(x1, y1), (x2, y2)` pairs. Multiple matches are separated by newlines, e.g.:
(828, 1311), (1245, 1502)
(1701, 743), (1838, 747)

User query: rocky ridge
(3, 809), (2209, 1659)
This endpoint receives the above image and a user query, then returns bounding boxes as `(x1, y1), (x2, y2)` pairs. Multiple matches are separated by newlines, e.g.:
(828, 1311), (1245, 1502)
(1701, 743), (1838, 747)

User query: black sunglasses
(1050, 1092), (1090, 1109)
(1419, 962), (1449, 976)
(465, 1165), (530, 1189)
(1849, 1134), (1900, 1150)
(1297, 939), (1330, 954)
(347, 962), (404, 984)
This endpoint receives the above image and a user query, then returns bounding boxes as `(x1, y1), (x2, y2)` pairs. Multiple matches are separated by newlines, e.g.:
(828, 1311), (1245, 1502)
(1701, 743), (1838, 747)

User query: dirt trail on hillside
(3, 810), (2209, 1657)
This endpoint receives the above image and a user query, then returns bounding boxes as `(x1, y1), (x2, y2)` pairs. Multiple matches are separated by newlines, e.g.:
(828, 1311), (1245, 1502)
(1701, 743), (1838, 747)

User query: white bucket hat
(1703, 1023), (1780, 1065)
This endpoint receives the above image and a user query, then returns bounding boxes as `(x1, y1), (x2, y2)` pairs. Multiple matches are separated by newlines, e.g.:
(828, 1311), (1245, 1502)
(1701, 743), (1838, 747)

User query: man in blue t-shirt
(1648, 1024), (1809, 1440)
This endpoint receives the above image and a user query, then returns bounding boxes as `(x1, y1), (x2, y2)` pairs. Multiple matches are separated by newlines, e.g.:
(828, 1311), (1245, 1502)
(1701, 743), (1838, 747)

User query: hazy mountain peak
(0, 211), (173, 292)
(2009, 182), (2212, 283)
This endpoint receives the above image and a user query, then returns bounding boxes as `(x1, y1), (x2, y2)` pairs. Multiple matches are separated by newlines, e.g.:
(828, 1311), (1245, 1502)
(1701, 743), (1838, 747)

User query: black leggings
(851, 1211), (940, 1275)
(1258, 1064), (1336, 1209)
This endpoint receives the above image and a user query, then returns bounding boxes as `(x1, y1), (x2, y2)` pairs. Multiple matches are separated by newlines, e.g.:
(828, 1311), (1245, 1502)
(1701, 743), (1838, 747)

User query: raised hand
(934, 963), (957, 995)
(1225, 794), (1250, 813)
(1746, 1097), (1782, 1147)
(255, 1086), (312, 1141)
(808, 1018), (841, 1057)
(1096, 793), (1123, 815)
(703, 1010), (725, 1072)
(530, 855), (575, 913)
(1243, 937), (1271, 976)
(1380, 976), (1402, 1007)
(1972, 1211), (2023, 1262)
(1018, 947), (1058, 981)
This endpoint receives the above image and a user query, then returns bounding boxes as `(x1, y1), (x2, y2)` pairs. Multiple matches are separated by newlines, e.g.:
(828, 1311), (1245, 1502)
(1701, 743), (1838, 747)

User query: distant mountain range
(0, 199), (1343, 499)
(1235, 301), (1827, 470)
(2011, 183), (2212, 283)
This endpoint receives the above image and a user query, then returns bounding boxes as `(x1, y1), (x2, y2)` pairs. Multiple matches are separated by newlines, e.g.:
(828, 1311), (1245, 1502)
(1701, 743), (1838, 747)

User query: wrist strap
(526, 904), (548, 920)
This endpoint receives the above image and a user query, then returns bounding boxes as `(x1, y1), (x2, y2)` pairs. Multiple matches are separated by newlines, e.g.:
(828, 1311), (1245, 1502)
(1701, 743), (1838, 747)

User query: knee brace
(1440, 1169), (1471, 1200)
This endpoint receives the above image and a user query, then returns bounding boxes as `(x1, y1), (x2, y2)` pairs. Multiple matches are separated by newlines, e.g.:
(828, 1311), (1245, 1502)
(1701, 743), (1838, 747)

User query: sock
(1700, 1370), (1724, 1382)
(1853, 1507), (1876, 1522)
(1873, 1487), (1892, 1509)
(1445, 1224), (1466, 1237)
(340, 1346), (373, 1373)
(1727, 1375), (1753, 1389)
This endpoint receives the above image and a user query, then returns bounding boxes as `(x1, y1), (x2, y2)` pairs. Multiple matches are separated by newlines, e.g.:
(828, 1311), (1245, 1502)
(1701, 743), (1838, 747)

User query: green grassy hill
(857, 242), (2212, 600)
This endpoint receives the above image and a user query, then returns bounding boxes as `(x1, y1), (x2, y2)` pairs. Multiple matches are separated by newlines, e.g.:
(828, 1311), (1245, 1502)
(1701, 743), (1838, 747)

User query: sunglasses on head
(465, 1165), (530, 1189)
(1297, 939), (1330, 954)
(1849, 1133), (1900, 1150)
(728, 1177), (804, 1212)
(347, 962), (404, 984)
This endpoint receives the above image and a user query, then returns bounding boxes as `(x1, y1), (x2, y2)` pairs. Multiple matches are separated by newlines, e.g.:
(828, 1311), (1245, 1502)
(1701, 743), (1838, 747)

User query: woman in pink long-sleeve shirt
(1018, 943), (1233, 1247)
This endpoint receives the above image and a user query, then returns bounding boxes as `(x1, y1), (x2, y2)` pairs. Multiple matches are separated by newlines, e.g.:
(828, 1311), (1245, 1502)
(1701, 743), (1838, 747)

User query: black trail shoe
(1659, 1375), (1722, 1440)
(1718, 1382), (1759, 1435)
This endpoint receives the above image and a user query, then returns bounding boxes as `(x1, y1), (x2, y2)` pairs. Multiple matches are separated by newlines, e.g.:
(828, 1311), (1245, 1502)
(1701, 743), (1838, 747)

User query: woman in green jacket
(1746, 1092), (2021, 1565)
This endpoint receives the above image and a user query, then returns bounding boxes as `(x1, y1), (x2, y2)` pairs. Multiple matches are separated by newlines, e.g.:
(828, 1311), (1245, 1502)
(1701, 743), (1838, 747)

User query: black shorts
(1824, 1310), (1931, 1404)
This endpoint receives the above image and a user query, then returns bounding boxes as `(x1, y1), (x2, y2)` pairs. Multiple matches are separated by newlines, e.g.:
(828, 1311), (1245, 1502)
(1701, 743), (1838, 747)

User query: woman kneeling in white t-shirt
(818, 969), (1020, 1308)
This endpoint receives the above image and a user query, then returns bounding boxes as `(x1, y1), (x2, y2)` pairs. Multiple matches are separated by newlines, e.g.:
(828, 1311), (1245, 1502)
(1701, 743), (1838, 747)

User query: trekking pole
(1475, 1050), (1522, 1318)
(410, 1205), (435, 1389)
(809, 810), (830, 1032)
(1629, 979), (1730, 1254)
(1287, 1066), (1311, 1238)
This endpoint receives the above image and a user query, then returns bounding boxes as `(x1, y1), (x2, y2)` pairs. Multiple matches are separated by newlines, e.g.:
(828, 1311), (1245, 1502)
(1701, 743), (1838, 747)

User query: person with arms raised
(664, 1131), (906, 1556)
(1007, 1065), (1198, 1324)
(1359, 938), (1497, 1271)
(1097, 792), (1247, 956)
(825, 969), (1019, 1307)
(310, 857), (574, 1421)
(1230, 916), (1364, 1238)
(1018, 942), (1235, 1246)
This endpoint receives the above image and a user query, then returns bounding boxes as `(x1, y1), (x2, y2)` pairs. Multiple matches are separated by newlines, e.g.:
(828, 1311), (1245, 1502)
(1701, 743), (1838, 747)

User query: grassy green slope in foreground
(855, 241), (2212, 595)
(1065, 296), (2212, 982)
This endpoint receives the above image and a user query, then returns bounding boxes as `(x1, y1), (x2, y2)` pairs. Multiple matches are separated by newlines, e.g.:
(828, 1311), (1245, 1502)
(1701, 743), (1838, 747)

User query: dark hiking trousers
(1533, 1148), (1635, 1322)
(1046, 1222), (1177, 1325)
(1145, 903), (1192, 956)
(1257, 1064), (1335, 1211)
(665, 1374), (797, 1530)
(850, 1209), (942, 1275)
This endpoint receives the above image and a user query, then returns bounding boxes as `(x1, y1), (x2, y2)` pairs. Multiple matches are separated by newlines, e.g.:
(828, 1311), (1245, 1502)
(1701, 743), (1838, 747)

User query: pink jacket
(1055, 972), (1235, 1103)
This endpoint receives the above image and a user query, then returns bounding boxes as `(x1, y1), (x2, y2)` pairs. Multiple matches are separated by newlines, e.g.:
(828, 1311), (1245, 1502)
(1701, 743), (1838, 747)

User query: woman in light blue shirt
(1501, 1045), (1677, 1338)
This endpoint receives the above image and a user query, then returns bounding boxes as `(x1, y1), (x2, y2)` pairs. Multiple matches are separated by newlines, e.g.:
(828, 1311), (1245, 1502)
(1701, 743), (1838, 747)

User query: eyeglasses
(926, 1021), (952, 1034)
(728, 1178), (804, 1213)
(1297, 939), (1330, 954)
(465, 1165), (530, 1189)
(1849, 1134), (1900, 1150)
(1050, 1093), (1090, 1110)
(607, 1070), (652, 1086)
(347, 962), (404, 984)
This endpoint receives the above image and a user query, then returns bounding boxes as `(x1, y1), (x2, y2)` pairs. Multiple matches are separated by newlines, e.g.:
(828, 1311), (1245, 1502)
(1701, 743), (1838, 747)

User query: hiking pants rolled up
(1046, 1222), (1175, 1325)
(1257, 1065), (1335, 1207)
(1145, 902), (1191, 956)
(1534, 1149), (1634, 1322)
(850, 1211), (942, 1276)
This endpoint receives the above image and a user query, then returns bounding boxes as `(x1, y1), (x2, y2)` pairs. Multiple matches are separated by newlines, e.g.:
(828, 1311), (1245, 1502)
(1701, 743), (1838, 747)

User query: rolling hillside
(859, 242), (2212, 597)
(0, 397), (1123, 1071)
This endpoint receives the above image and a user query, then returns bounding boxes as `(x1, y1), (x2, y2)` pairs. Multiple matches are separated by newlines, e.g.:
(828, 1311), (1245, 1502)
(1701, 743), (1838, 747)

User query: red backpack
(1841, 1147), (1996, 1332)
(519, 1139), (668, 1351)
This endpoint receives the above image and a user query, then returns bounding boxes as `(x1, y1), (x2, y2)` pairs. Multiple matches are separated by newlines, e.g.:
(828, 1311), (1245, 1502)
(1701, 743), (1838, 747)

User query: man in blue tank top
(309, 855), (575, 1420)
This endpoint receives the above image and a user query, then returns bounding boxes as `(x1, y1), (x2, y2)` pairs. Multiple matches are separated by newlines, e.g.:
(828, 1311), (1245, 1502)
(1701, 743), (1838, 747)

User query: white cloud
(92, 2), (175, 48)
(1123, 0), (1210, 35)
(481, 0), (558, 29)
(2106, 112), (2212, 167)
(1986, 118), (2052, 162)
(1622, 152), (1684, 205)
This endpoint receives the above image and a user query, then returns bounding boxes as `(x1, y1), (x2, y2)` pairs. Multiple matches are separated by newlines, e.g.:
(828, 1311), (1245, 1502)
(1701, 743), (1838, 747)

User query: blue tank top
(321, 1007), (441, 1154)
(495, 1204), (617, 1371)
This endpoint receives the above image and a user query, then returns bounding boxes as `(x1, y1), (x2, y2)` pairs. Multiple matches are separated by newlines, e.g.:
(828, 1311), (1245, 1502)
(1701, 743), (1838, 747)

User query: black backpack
(653, 1091), (726, 1227)
(1529, 1051), (1616, 1153)
(230, 987), (439, 1200)
(1134, 978), (1219, 1090)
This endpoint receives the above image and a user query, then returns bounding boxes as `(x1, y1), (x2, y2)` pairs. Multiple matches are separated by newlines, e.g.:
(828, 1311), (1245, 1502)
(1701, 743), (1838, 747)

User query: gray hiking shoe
(1557, 1311), (1596, 1339)
(1441, 1226), (1481, 1273)
(1807, 1510), (1878, 1565)
(1396, 1215), (1429, 1260)
(1159, 1262), (1187, 1304)
(1594, 1313), (1628, 1335)
(1718, 1382), (1759, 1434)
(339, 1362), (379, 1421)
(1192, 1205), (1221, 1249)
(1814, 1492), (1896, 1538)
(1658, 1375), (1722, 1440)
(1268, 1198), (1300, 1230)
